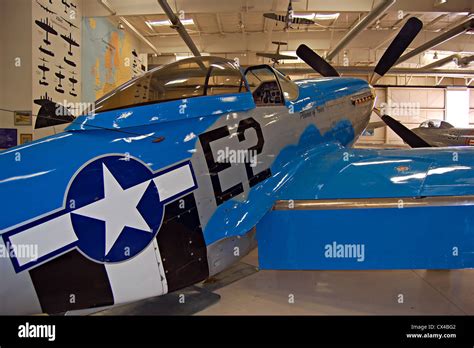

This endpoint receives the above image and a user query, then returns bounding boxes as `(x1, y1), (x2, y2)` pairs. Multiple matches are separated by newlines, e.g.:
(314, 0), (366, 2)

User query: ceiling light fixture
(292, 13), (339, 21)
(315, 13), (340, 20)
(147, 19), (195, 27)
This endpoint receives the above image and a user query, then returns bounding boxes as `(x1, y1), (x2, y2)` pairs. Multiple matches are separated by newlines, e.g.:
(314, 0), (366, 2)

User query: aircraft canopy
(93, 56), (248, 113)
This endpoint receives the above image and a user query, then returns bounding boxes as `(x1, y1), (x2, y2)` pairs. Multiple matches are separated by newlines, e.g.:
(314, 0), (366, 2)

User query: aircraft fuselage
(0, 60), (373, 314)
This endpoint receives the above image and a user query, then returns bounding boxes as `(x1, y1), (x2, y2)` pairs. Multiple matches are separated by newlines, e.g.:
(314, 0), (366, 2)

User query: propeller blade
(370, 17), (423, 85)
(296, 44), (340, 77)
(374, 110), (431, 148)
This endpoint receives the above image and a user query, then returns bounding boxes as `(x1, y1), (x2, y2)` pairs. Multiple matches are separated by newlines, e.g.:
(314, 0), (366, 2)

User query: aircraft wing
(257, 143), (474, 270)
(263, 13), (287, 23)
(256, 53), (298, 60)
(364, 121), (386, 131)
(291, 17), (315, 25)
(275, 144), (474, 200)
(263, 13), (315, 25)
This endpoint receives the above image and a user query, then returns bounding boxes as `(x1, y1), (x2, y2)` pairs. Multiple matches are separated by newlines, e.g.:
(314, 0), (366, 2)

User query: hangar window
(93, 57), (248, 113)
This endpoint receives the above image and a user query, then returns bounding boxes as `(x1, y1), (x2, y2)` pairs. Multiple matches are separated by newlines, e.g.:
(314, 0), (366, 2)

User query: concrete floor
(197, 249), (474, 315)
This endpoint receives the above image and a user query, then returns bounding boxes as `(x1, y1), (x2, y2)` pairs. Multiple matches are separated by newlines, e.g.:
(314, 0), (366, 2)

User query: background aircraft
(263, 0), (314, 31)
(256, 41), (298, 65)
(2, 16), (474, 316)
(375, 111), (474, 147)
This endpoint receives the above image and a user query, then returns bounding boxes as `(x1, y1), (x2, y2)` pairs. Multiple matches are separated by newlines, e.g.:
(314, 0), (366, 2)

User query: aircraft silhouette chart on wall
(61, 32), (79, 55)
(35, 18), (57, 46)
(38, 57), (50, 86)
(39, 45), (54, 57)
(36, 0), (56, 15)
(69, 71), (78, 97)
(34, 93), (75, 129)
(55, 65), (66, 94)
(64, 56), (76, 67)
(33, 92), (75, 129)
(61, 0), (70, 14)
(61, 16), (79, 29)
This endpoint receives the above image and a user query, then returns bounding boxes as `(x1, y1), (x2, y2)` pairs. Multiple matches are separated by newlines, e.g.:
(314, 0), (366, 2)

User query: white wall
(358, 87), (447, 146)
(446, 88), (470, 128)
(0, 0), (33, 148)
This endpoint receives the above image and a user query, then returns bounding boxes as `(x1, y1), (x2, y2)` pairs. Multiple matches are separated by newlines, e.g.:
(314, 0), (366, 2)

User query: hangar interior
(1, 0), (474, 315)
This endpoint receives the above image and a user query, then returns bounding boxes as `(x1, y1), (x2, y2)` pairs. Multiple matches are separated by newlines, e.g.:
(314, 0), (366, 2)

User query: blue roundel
(66, 155), (164, 263)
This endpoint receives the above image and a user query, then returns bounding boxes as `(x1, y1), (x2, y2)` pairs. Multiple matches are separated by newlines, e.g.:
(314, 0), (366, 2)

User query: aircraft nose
(0, 238), (42, 314)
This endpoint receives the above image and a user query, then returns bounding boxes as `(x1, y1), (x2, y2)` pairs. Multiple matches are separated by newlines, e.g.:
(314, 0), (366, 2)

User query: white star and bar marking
(73, 164), (152, 255)
(6, 159), (197, 271)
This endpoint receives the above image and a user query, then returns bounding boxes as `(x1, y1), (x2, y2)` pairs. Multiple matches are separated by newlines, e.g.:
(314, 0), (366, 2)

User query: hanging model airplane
(263, 0), (315, 31)
(256, 41), (298, 65)
(2, 17), (474, 315)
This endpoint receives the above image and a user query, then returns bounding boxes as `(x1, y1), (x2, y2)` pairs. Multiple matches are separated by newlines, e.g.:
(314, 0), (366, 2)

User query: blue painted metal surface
(257, 205), (474, 270)
(277, 147), (474, 200)
(0, 115), (217, 230)
(257, 145), (474, 270)
(68, 93), (255, 130)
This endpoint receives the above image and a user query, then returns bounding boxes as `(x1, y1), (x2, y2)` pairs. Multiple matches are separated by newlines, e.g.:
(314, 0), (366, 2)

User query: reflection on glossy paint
(236, 212), (248, 227)
(0, 170), (55, 184)
(0, 133), (73, 156)
(184, 132), (196, 142)
(117, 111), (133, 120)
(111, 133), (155, 143)
(391, 166), (471, 183)
(164, 79), (188, 86)
(221, 96), (237, 102)
(427, 166), (471, 175)
(390, 173), (426, 183)
(352, 159), (412, 166)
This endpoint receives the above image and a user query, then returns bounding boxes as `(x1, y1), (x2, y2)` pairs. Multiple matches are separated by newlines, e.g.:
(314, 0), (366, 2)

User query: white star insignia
(73, 163), (152, 255)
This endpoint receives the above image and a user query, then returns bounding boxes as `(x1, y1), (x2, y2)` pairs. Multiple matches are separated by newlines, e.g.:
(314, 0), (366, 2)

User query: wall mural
(32, 0), (82, 138)
(82, 17), (146, 103)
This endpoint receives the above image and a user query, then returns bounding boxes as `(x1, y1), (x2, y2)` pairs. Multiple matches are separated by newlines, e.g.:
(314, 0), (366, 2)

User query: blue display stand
(257, 204), (474, 270)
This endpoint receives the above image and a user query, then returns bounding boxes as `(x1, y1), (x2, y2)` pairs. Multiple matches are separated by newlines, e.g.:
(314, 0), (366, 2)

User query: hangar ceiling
(85, 0), (474, 83)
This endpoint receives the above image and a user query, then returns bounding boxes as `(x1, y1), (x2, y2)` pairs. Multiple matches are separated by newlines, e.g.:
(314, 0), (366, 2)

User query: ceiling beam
(119, 17), (160, 54)
(216, 13), (224, 34)
(419, 54), (461, 69)
(157, 0), (201, 56)
(326, 0), (396, 61)
(424, 13), (449, 30)
(396, 18), (474, 65)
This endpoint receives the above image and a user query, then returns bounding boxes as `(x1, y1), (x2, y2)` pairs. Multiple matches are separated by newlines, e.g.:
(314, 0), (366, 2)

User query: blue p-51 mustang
(1, 18), (474, 315)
